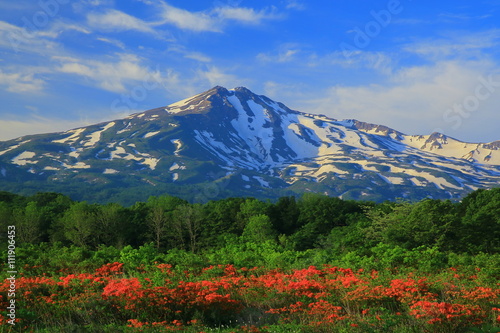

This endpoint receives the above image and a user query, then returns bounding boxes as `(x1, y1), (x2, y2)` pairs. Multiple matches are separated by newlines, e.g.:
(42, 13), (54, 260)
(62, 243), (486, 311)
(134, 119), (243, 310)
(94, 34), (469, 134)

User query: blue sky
(0, 0), (499, 142)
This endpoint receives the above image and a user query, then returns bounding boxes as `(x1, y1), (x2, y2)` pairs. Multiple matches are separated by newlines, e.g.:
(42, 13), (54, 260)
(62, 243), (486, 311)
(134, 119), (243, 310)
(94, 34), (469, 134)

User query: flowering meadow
(1, 260), (499, 332)
(1, 188), (500, 331)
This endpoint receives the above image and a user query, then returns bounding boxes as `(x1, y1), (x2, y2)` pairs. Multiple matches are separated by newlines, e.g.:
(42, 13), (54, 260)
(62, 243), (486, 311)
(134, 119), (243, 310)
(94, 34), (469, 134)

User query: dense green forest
(0, 188), (499, 332)
(1, 188), (499, 255)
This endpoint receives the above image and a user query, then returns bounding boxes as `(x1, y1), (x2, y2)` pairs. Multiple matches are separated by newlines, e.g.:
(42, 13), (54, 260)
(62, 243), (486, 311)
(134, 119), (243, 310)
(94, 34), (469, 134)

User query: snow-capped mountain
(1, 86), (499, 204)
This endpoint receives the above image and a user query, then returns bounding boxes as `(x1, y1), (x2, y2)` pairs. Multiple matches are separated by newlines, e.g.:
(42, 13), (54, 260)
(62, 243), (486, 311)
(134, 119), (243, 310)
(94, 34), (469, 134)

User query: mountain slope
(1, 86), (499, 204)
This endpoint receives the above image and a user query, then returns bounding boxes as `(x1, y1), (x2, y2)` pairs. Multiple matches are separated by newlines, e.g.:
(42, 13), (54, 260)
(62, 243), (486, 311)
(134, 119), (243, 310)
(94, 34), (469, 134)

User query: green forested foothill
(0, 188), (499, 267)
(0, 189), (499, 331)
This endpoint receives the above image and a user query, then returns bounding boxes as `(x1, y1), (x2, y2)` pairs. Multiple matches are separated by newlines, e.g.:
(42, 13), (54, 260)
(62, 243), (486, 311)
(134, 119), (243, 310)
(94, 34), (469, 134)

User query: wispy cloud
(393, 18), (431, 25)
(285, 1), (306, 11)
(54, 53), (179, 93)
(196, 66), (246, 88)
(404, 30), (500, 59)
(322, 51), (394, 75)
(0, 20), (59, 54)
(96, 36), (125, 49)
(152, 1), (282, 32)
(155, 3), (221, 32)
(37, 21), (91, 38)
(168, 45), (212, 62)
(87, 9), (157, 34)
(0, 69), (45, 93)
(257, 45), (394, 76)
(0, 18), (91, 56)
(213, 6), (282, 25)
(85, 3), (281, 36)
(263, 81), (308, 102)
(257, 48), (301, 63)
(439, 12), (493, 21)
(84, 0), (114, 6)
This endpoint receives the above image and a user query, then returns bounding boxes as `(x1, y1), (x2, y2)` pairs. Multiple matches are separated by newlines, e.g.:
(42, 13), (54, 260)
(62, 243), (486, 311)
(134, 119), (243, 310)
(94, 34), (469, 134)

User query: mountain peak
(164, 86), (276, 116)
(231, 86), (252, 93)
(163, 86), (232, 115)
(209, 85), (230, 94)
(208, 85), (253, 95)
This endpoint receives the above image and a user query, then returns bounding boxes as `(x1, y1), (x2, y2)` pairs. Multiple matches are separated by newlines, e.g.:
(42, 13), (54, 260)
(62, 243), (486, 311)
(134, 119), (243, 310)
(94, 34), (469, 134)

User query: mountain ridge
(0, 86), (499, 204)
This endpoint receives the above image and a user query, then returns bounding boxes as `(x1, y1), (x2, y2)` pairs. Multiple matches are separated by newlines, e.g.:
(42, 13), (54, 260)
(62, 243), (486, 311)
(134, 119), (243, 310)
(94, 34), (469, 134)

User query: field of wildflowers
(1, 262), (499, 332)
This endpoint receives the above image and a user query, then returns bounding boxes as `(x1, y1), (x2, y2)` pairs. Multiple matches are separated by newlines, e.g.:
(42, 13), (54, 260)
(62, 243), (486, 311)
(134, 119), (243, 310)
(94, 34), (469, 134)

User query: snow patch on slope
(171, 139), (183, 156)
(53, 128), (86, 144)
(169, 162), (186, 171)
(63, 162), (91, 169)
(0, 140), (31, 156)
(254, 176), (270, 188)
(378, 174), (405, 185)
(144, 131), (160, 138)
(83, 122), (115, 147)
(143, 158), (160, 170)
(12, 151), (36, 166)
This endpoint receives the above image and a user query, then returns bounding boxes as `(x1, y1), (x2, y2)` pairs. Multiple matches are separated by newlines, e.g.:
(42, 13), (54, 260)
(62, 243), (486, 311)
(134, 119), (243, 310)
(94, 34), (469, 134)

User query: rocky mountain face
(1, 86), (499, 204)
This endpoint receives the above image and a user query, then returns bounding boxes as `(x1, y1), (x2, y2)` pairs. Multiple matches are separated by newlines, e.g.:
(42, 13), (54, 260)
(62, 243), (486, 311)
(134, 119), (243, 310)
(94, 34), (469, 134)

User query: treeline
(1, 188), (499, 256)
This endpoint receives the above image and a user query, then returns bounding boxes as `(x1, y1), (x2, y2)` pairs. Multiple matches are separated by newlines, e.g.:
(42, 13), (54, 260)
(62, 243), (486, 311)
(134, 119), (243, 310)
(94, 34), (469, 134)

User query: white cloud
(325, 51), (394, 75)
(258, 45), (393, 76)
(393, 18), (431, 25)
(0, 19), (90, 56)
(263, 81), (308, 103)
(157, 3), (220, 32)
(184, 52), (212, 63)
(82, 2), (283, 36)
(0, 70), (45, 93)
(285, 1), (306, 11)
(38, 21), (91, 38)
(213, 6), (281, 24)
(87, 9), (156, 34)
(85, 0), (114, 6)
(96, 37), (125, 49)
(439, 12), (493, 21)
(152, 2), (282, 32)
(55, 53), (180, 93)
(404, 30), (500, 59)
(196, 66), (245, 88)
(258, 48), (300, 63)
(0, 20), (59, 54)
(167, 45), (212, 63)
